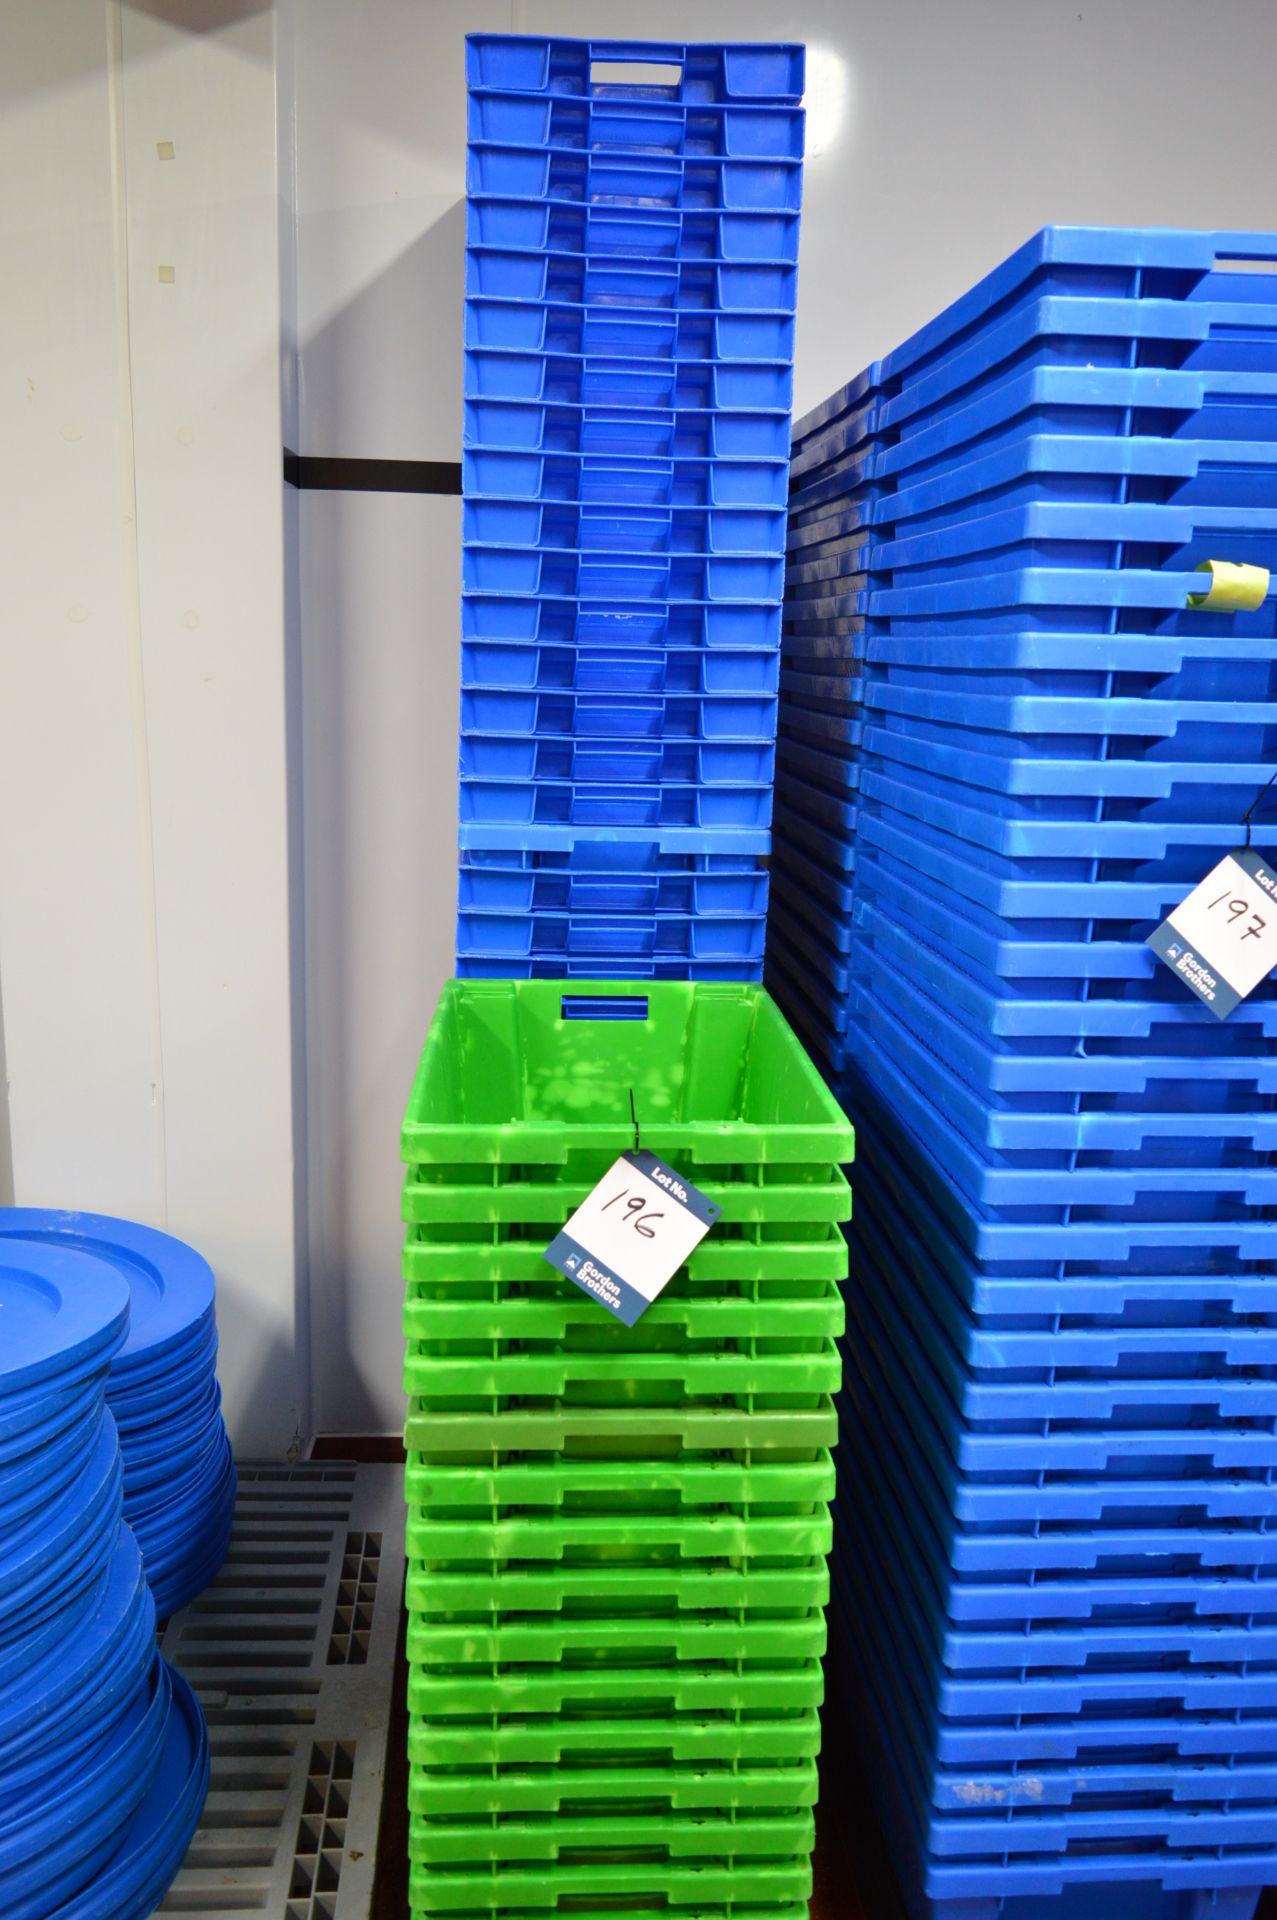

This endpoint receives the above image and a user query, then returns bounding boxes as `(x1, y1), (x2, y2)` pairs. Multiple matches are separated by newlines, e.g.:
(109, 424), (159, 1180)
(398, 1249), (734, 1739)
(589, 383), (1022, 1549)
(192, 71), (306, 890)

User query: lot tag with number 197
(1147, 847), (1277, 1018)
(544, 1149), (720, 1327)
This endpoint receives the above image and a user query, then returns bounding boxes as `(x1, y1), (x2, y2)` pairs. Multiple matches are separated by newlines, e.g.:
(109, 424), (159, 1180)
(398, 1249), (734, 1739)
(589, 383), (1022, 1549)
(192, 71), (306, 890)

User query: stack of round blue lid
(0, 1243), (208, 1918)
(0, 1213), (237, 1620)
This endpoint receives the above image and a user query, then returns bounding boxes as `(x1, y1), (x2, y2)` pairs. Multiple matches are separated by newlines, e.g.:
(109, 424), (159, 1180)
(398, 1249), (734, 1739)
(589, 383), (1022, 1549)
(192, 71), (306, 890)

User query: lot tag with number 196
(544, 1148), (720, 1327)
(1147, 847), (1277, 1018)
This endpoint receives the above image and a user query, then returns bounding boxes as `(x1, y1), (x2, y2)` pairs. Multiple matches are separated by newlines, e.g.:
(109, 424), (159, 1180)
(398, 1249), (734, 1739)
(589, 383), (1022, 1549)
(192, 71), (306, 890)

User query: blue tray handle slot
(560, 992), (650, 1021)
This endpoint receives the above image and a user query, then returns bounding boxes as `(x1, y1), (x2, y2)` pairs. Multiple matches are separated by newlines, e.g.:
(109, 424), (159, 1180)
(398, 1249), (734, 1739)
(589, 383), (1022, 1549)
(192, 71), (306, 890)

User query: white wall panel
(1, 2), (306, 1454)
(300, 490), (460, 1434)
(118, 4), (305, 1453)
(523, 0), (1277, 419)
(0, 2), (167, 1225)
(293, 0), (510, 462)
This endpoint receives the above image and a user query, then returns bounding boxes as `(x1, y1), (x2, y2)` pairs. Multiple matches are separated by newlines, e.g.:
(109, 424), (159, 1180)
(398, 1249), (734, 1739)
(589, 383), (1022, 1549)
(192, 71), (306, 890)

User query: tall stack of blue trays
(766, 226), (1277, 1919)
(458, 32), (805, 980)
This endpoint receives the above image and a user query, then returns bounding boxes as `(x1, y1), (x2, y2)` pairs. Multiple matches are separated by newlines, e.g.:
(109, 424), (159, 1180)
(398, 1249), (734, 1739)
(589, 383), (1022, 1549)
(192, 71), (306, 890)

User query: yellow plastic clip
(1186, 559), (1270, 612)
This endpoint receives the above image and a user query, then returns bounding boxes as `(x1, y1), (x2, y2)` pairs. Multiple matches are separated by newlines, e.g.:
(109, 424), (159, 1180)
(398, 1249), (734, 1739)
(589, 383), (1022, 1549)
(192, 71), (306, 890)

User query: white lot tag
(1147, 847), (1277, 1018)
(544, 1149), (719, 1326)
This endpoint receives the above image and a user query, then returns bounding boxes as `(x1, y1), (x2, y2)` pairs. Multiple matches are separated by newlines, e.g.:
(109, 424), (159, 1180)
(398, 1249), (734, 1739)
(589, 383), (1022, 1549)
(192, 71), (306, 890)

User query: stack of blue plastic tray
(0, 1213), (236, 1621)
(766, 227), (1277, 1920)
(0, 1242), (209, 1920)
(458, 32), (805, 979)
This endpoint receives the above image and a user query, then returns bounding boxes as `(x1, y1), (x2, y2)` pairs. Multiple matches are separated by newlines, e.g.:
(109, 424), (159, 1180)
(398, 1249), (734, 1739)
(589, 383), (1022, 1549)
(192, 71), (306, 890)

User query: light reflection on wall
(803, 44), (850, 162)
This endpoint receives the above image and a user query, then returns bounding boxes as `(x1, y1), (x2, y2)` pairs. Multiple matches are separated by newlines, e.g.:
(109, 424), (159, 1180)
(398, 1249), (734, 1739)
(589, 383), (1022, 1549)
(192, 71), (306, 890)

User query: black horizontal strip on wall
(283, 450), (462, 495)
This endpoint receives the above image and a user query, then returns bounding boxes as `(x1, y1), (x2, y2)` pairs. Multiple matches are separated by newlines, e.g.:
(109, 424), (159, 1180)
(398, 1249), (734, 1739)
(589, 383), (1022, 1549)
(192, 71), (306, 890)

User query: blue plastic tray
(879, 295), (1277, 432)
(844, 1251), (1277, 1436)
(464, 393), (794, 462)
(832, 1510), (1277, 1719)
(845, 1069), (1277, 1263)
(463, 541), (787, 599)
(852, 848), (1173, 984)
(862, 758), (1277, 857)
(466, 344), (794, 419)
(832, 1531), (1277, 1827)
(460, 687), (778, 738)
(852, 1198), (1277, 1428)
(845, 1210), (1277, 1442)
(852, 892), (1277, 1036)
(466, 35), (806, 102)
(837, 1404), (1277, 1591)
(465, 199), (802, 265)
(461, 730), (774, 781)
(839, 1501), (1277, 1736)
(462, 590), (783, 651)
(463, 447), (791, 509)
(466, 238), (801, 312)
(463, 640), (781, 696)
(463, 498), (787, 555)
(862, 631), (1277, 689)
(459, 778), (773, 833)
(830, 1561), (1274, 1916)
(829, 1534), (1277, 1787)
(855, 991), (1277, 1157)
(838, 1365), (1277, 1580)
(467, 96), (806, 168)
(457, 907), (766, 963)
(852, 1120), (1277, 1319)
(467, 298), (798, 364)
(864, 719), (1277, 798)
(856, 808), (1272, 930)
(459, 847), (768, 914)
(769, 800), (856, 884)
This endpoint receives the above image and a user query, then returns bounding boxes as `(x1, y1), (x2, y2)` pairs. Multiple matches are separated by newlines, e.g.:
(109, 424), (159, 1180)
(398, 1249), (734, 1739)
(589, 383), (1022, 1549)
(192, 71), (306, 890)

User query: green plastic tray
(407, 1854), (812, 1912)
(404, 1560), (831, 1619)
(402, 1164), (852, 1228)
(408, 1805), (814, 1865)
(407, 1757), (819, 1818)
(403, 1221), (849, 1288)
(405, 1508), (832, 1568)
(404, 1450), (834, 1512)
(406, 1707), (823, 1770)
(409, 1901), (810, 1920)
(402, 981), (854, 1169)
(403, 1398), (839, 1456)
(407, 1659), (826, 1718)
(403, 1340), (841, 1402)
(405, 1610), (827, 1668)
(403, 1285), (845, 1345)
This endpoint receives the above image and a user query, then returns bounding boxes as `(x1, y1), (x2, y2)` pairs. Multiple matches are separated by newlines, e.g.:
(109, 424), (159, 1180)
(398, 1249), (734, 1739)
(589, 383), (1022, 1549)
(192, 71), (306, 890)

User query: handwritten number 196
(1206, 891), (1267, 942)
(601, 1190), (664, 1239)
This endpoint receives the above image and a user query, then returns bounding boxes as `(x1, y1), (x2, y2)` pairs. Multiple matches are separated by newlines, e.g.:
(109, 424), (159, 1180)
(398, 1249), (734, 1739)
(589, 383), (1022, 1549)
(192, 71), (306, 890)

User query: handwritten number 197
(1207, 891), (1267, 942)
(601, 1190), (665, 1239)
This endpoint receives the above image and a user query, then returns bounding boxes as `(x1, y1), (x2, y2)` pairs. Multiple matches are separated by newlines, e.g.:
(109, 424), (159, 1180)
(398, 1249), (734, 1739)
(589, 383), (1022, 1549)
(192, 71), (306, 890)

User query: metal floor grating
(158, 1461), (404, 1920)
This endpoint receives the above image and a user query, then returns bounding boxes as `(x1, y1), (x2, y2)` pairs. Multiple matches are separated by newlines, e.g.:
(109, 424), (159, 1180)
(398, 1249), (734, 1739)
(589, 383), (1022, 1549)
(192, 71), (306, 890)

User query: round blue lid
(0, 1654), (170, 1899)
(0, 1531), (148, 1750)
(0, 1213), (215, 1367)
(0, 1244), (129, 1397)
(51, 1665), (208, 1920)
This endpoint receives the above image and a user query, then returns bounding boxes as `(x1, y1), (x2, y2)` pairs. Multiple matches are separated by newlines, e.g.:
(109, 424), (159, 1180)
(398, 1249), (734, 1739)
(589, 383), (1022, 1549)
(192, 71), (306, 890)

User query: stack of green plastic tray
(400, 980), (853, 1919)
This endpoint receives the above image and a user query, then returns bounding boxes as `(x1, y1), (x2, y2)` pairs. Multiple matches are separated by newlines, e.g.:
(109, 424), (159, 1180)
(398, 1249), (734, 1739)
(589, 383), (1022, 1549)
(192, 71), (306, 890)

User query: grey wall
(292, 0), (1277, 1432)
